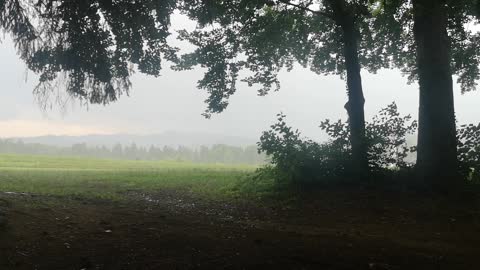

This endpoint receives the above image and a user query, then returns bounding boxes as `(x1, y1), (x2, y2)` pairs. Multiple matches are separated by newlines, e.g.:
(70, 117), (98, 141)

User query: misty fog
(1, 13), (479, 142)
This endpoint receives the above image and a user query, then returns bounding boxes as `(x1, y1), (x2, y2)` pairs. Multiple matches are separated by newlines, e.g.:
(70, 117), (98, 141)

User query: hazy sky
(1, 14), (479, 140)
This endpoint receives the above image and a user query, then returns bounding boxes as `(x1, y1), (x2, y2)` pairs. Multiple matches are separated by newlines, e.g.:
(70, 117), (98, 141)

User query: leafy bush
(365, 103), (418, 169)
(457, 123), (480, 182)
(258, 102), (417, 185)
(258, 113), (349, 185)
(320, 103), (418, 171)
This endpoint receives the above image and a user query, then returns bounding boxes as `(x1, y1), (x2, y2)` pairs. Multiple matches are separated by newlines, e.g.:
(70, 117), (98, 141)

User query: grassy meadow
(0, 154), (269, 200)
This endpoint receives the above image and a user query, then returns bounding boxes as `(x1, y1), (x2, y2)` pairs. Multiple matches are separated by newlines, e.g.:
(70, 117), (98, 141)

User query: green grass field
(0, 154), (270, 200)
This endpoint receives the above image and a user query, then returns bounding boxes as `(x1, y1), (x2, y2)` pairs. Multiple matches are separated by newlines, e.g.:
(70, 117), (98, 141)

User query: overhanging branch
(276, 0), (334, 19)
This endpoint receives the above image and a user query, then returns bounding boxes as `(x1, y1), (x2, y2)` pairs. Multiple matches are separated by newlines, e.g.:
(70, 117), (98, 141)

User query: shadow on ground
(0, 189), (479, 270)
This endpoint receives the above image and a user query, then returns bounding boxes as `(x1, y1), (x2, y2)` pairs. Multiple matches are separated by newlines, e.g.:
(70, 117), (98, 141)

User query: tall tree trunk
(327, 0), (369, 178)
(413, 0), (458, 187)
(341, 17), (369, 178)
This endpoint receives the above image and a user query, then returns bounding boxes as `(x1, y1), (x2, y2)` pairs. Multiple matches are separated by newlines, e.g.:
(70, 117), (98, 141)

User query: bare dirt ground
(1, 189), (479, 270)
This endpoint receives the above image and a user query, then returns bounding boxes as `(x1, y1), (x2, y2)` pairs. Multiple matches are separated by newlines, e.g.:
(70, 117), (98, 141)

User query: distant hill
(9, 131), (258, 148)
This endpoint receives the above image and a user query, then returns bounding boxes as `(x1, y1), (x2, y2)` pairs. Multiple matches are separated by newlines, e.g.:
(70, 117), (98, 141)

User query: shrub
(457, 123), (480, 182)
(365, 102), (417, 169)
(258, 113), (350, 185)
(258, 102), (417, 185)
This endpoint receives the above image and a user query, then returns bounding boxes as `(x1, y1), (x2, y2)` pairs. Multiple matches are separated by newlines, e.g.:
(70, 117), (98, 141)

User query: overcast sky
(1, 14), (479, 141)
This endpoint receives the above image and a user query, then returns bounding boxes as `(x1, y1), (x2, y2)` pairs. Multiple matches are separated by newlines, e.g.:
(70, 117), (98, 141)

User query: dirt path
(1, 190), (479, 269)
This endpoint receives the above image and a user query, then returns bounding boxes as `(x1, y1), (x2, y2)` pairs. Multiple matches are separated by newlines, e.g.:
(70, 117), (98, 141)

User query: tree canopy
(375, 0), (480, 92)
(1, 0), (177, 106)
(175, 0), (393, 115)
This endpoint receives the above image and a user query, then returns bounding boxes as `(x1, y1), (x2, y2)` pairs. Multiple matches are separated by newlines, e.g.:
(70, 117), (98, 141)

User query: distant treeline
(0, 139), (266, 165)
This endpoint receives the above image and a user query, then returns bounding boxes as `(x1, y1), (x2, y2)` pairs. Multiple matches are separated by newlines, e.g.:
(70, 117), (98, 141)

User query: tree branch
(276, 0), (334, 19)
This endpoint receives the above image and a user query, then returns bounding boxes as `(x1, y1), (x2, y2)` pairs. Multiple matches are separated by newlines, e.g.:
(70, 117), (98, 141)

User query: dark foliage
(365, 102), (418, 169)
(258, 102), (417, 185)
(374, 0), (480, 93)
(258, 113), (350, 185)
(1, 0), (177, 107)
(457, 123), (480, 181)
(175, 0), (392, 116)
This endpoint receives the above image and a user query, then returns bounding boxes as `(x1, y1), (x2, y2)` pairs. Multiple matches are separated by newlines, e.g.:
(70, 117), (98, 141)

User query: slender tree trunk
(341, 17), (369, 178)
(326, 0), (369, 178)
(413, 0), (458, 187)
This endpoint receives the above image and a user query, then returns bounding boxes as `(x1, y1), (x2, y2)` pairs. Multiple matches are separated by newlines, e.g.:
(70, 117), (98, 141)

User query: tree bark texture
(327, 0), (369, 178)
(413, 0), (458, 187)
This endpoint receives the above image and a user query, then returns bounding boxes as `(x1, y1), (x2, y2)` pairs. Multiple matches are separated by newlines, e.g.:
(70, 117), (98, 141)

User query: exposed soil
(1, 189), (479, 270)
